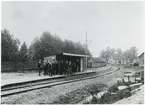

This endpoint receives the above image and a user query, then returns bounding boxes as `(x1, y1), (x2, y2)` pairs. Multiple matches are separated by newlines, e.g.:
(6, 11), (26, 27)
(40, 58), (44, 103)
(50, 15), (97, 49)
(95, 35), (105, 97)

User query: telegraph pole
(86, 30), (88, 70)
(85, 30), (92, 70)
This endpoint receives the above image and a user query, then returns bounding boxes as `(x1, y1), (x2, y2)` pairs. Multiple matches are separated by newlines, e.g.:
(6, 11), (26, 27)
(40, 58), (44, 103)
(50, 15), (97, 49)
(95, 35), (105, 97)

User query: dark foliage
(2, 29), (92, 62)
(1, 29), (20, 61)
(91, 88), (131, 104)
(28, 31), (92, 61)
(108, 84), (119, 93)
(52, 83), (107, 104)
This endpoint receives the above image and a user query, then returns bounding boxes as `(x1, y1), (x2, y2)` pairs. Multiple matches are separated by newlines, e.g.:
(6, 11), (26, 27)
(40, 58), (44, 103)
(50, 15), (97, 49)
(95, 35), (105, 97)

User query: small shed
(88, 57), (106, 68)
(138, 52), (144, 67)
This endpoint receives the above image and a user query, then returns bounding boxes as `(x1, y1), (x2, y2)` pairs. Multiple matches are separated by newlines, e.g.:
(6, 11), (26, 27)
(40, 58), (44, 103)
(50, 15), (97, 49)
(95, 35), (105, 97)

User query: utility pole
(86, 30), (88, 71)
(85, 30), (92, 71)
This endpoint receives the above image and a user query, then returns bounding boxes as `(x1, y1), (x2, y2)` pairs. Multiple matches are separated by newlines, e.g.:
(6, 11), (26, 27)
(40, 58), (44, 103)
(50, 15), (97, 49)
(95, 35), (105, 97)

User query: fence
(1, 61), (38, 72)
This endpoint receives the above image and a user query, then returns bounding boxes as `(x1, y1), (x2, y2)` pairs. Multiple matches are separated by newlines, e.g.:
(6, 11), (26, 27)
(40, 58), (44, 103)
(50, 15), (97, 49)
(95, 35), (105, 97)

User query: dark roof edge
(62, 53), (89, 57)
(138, 52), (144, 58)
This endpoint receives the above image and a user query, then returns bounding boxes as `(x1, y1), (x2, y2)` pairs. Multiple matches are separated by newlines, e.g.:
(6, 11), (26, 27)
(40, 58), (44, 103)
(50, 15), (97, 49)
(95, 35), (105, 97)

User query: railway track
(1, 66), (120, 97)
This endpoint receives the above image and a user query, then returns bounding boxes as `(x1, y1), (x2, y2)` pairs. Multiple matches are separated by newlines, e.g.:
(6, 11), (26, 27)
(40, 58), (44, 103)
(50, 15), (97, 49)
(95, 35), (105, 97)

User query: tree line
(100, 47), (138, 63)
(1, 29), (91, 62)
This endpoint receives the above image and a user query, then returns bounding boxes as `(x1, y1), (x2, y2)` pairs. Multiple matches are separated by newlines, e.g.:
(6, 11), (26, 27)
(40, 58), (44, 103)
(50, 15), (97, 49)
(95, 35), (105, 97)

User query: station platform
(1, 66), (111, 87)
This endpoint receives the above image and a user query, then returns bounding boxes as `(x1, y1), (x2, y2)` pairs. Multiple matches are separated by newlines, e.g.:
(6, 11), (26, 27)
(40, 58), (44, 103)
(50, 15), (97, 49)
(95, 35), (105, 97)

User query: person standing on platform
(60, 61), (63, 75)
(48, 62), (51, 76)
(52, 62), (54, 75)
(72, 62), (76, 74)
(54, 61), (57, 75)
(44, 62), (47, 76)
(46, 61), (49, 75)
(63, 61), (66, 75)
(52, 62), (55, 76)
(50, 62), (53, 76)
(55, 61), (57, 75)
(77, 59), (80, 72)
(38, 60), (42, 76)
(67, 61), (71, 75)
(65, 60), (68, 75)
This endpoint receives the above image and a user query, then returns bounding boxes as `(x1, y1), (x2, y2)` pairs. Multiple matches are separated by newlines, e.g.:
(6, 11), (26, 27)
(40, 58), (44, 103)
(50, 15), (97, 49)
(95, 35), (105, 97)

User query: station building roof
(59, 53), (89, 57)
(44, 53), (89, 58)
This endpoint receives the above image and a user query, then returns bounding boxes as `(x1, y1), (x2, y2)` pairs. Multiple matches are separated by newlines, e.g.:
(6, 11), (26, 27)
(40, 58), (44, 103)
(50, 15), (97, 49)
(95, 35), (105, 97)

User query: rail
(1, 66), (120, 97)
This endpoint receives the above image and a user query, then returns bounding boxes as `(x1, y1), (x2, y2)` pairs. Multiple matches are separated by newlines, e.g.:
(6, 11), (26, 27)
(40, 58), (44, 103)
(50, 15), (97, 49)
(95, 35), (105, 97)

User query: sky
(2, 1), (145, 57)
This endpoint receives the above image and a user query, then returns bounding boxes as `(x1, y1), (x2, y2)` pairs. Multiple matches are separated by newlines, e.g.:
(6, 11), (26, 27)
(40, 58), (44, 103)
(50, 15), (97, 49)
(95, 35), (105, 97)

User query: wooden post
(117, 80), (120, 86)
(122, 78), (125, 85)
(135, 73), (136, 83)
(128, 75), (130, 83)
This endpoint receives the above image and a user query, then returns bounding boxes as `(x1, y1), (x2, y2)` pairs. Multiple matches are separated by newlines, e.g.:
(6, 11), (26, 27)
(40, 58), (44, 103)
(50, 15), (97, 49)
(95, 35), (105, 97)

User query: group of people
(37, 60), (57, 76)
(60, 60), (80, 75)
(37, 59), (80, 76)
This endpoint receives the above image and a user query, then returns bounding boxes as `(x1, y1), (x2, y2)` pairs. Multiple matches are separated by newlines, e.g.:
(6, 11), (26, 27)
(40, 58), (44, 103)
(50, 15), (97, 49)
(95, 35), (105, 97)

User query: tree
(116, 48), (123, 59)
(28, 37), (42, 61)
(100, 47), (115, 62)
(100, 50), (106, 59)
(20, 41), (28, 61)
(1, 29), (20, 61)
(100, 46), (138, 63)
(28, 31), (92, 61)
(123, 46), (138, 63)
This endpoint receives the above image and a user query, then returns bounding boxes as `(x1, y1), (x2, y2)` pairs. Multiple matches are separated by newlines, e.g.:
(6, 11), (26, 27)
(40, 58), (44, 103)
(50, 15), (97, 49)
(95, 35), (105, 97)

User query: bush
(90, 96), (98, 104)
(116, 89), (131, 99)
(99, 92), (120, 104)
(87, 84), (99, 94)
(94, 88), (131, 104)
(52, 83), (107, 104)
(122, 89), (131, 97)
(108, 85), (119, 93)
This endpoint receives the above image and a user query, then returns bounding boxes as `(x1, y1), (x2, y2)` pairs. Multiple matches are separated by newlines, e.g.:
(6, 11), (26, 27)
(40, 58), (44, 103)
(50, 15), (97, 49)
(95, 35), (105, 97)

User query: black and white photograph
(1, 1), (144, 104)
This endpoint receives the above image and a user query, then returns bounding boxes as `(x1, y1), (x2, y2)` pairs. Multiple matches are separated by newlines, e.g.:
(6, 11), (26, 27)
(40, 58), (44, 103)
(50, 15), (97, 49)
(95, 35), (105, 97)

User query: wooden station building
(44, 53), (88, 73)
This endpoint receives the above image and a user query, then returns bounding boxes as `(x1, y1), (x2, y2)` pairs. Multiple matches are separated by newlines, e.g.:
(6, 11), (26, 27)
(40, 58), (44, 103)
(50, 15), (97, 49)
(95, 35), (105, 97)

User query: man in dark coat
(72, 62), (76, 74)
(60, 61), (63, 75)
(46, 61), (49, 75)
(48, 62), (51, 76)
(52, 62), (55, 75)
(52, 61), (56, 76)
(55, 61), (58, 75)
(63, 61), (67, 75)
(38, 61), (41, 76)
(44, 62), (47, 76)
(50, 62), (53, 76)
